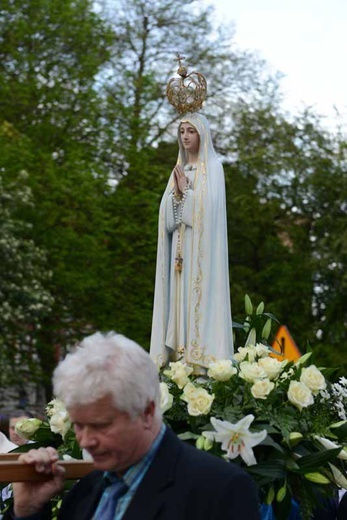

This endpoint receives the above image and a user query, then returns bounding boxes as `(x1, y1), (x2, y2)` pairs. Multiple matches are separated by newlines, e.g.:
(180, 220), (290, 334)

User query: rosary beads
(173, 185), (189, 271)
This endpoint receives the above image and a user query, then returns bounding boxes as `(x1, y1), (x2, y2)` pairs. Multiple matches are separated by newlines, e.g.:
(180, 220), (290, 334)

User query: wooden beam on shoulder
(0, 460), (94, 482)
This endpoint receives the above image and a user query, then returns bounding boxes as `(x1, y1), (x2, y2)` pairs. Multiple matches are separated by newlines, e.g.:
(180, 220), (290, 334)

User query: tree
(0, 0), (114, 163)
(0, 0), (118, 397)
(0, 170), (53, 393)
(0, 121), (53, 395)
(96, 0), (280, 164)
(297, 120), (347, 367)
(224, 102), (347, 372)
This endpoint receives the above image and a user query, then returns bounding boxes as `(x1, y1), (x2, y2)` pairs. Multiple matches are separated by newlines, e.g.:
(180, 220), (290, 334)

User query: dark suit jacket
(337, 491), (347, 520)
(58, 427), (260, 519)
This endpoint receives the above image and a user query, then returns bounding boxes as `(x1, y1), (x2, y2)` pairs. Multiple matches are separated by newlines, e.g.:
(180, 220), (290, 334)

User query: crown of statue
(166, 54), (207, 115)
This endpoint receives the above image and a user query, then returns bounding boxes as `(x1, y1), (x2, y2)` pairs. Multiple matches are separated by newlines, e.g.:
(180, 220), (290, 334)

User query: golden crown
(166, 54), (207, 115)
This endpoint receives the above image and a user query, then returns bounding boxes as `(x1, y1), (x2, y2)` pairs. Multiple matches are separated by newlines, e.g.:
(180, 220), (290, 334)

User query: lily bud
(244, 294), (253, 316)
(294, 352), (312, 366)
(262, 318), (272, 340)
(288, 432), (303, 446)
(256, 302), (265, 315)
(264, 487), (275, 505)
(203, 437), (213, 451)
(195, 436), (205, 450)
(276, 484), (287, 502)
(304, 472), (330, 484)
(245, 327), (257, 347)
(330, 420), (347, 429)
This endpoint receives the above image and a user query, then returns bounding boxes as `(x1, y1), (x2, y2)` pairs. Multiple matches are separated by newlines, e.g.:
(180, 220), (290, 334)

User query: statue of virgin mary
(150, 111), (234, 370)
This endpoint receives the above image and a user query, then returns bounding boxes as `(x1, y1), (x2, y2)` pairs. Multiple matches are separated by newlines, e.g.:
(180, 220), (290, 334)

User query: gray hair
(53, 332), (161, 419)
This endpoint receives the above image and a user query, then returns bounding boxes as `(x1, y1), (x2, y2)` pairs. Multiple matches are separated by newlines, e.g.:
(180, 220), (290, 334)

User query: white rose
(182, 384), (214, 416)
(234, 346), (257, 363)
(233, 351), (246, 363)
(164, 361), (193, 389)
(207, 360), (237, 382)
(239, 361), (267, 383)
(251, 379), (275, 399)
(182, 382), (198, 399)
(15, 418), (42, 440)
(50, 410), (72, 439)
(300, 365), (327, 395)
(255, 343), (271, 358)
(159, 382), (174, 413)
(46, 398), (66, 417)
(287, 381), (314, 411)
(258, 357), (286, 380)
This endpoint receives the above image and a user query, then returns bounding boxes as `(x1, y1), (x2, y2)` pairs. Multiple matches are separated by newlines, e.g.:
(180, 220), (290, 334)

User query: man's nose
(77, 427), (98, 448)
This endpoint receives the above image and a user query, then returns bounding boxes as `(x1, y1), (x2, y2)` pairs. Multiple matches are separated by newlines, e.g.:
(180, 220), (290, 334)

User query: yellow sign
(271, 325), (301, 362)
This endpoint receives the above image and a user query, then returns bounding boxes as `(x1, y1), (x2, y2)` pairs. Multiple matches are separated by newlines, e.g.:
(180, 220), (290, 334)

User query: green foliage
(0, 0), (116, 395)
(0, 160), (53, 386)
(225, 103), (347, 372)
(162, 317), (347, 520)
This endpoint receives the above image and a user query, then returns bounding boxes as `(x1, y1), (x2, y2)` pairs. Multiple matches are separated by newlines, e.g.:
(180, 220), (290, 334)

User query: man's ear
(142, 401), (155, 428)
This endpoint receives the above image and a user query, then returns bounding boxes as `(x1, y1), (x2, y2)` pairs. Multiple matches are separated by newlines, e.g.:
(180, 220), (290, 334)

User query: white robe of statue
(150, 112), (234, 369)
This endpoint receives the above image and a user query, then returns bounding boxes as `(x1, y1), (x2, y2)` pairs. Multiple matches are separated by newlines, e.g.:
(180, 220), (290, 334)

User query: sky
(205, 0), (347, 129)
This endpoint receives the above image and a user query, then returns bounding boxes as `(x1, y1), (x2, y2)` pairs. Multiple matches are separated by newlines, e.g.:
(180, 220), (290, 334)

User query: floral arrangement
(15, 398), (81, 460)
(160, 296), (347, 520)
(12, 296), (347, 520)
(0, 400), (82, 519)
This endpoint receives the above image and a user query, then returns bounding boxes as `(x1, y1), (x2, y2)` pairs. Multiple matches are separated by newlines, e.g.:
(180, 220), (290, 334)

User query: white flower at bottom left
(15, 418), (43, 440)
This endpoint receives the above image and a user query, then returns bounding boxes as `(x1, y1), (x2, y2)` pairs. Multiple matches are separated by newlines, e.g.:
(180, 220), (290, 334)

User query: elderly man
(10, 332), (260, 520)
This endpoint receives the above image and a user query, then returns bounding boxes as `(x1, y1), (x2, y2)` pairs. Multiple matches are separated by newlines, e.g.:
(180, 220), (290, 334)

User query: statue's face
(179, 122), (200, 155)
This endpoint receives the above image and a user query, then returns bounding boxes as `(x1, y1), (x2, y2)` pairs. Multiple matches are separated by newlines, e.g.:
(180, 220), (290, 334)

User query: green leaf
(260, 435), (285, 453)
(247, 460), (287, 479)
(330, 422), (347, 442)
(296, 448), (342, 472)
(284, 458), (300, 472)
(177, 431), (200, 441)
(263, 312), (280, 323)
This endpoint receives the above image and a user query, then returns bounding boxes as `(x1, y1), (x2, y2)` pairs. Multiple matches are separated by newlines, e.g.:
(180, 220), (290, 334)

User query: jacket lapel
(68, 471), (104, 520)
(123, 428), (181, 520)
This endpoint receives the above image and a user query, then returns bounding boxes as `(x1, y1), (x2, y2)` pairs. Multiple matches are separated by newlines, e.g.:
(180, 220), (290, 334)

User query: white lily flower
(315, 436), (347, 460)
(203, 414), (267, 466)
